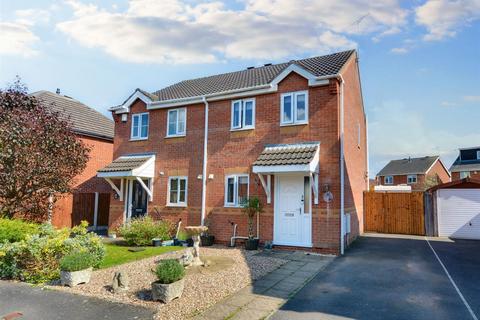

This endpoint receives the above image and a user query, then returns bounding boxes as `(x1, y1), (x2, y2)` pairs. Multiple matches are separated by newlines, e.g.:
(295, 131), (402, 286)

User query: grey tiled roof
(450, 162), (480, 172)
(98, 156), (152, 173)
(254, 143), (319, 166)
(152, 50), (355, 102)
(377, 156), (439, 176)
(32, 91), (114, 140)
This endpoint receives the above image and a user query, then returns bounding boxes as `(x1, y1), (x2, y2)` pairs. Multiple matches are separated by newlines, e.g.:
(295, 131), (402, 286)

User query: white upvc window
(167, 108), (186, 137)
(167, 176), (187, 206)
(280, 91), (308, 125)
(385, 176), (393, 185)
(460, 171), (471, 179)
(407, 175), (417, 184)
(224, 174), (249, 207)
(131, 112), (149, 140)
(477, 150), (480, 160)
(231, 98), (255, 130)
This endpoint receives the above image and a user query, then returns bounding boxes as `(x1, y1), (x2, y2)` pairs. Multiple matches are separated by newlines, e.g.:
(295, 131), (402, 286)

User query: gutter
(201, 96), (209, 226)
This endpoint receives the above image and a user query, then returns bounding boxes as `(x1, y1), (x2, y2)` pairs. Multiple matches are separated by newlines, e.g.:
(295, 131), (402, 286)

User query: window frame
(407, 174), (417, 184)
(280, 91), (309, 126)
(385, 176), (393, 185)
(166, 108), (187, 138)
(130, 112), (149, 140)
(230, 98), (255, 131)
(167, 176), (188, 207)
(224, 174), (249, 207)
(477, 150), (480, 160)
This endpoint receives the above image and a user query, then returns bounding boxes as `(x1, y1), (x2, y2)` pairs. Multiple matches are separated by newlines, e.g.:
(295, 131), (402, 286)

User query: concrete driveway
(272, 235), (479, 320)
(0, 281), (154, 320)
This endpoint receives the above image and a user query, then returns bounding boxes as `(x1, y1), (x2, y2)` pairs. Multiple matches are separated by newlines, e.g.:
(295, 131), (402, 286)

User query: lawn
(99, 243), (183, 269)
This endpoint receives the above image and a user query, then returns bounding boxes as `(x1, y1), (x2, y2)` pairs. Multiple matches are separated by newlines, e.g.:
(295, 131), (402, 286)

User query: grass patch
(99, 243), (182, 269)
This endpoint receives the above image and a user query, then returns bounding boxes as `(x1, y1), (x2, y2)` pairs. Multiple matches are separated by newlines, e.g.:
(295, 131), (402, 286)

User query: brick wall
(109, 57), (365, 255)
(51, 135), (113, 227)
(451, 171), (480, 181)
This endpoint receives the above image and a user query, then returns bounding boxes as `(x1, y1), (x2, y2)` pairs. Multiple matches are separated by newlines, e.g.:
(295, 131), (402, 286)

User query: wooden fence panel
(364, 191), (425, 236)
(97, 193), (110, 226)
(72, 193), (95, 226)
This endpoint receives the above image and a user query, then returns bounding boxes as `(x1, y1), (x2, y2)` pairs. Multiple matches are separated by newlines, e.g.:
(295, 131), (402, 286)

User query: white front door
(274, 175), (312, 247)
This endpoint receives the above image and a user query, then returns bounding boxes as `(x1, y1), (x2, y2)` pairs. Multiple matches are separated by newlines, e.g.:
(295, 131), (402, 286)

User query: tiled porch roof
(98, 156), (152, 173)
(253, 143), (319, 166)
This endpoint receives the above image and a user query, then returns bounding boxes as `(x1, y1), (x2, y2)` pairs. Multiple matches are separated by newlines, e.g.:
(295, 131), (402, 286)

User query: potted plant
(59, 251), (94, 287)
(200, 216), (215, 246)
(151, 259), (185, 303)
(241, 196), (263, 250)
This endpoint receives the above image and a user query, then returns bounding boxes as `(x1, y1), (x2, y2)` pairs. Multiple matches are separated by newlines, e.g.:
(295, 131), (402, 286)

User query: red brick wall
(451, 171), (480, 181)
(51, 135), (113, 227)
(342, 52), (368, 245)
(109, 58), (364, 255)
(427, 160), (451, 184)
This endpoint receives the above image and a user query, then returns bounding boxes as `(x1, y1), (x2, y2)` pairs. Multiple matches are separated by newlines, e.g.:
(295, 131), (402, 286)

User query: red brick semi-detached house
(32, 90), (114, 229)
(376, 156), (451, 191)
(98, 50), (368, 255)
(450, 147), (480, 180)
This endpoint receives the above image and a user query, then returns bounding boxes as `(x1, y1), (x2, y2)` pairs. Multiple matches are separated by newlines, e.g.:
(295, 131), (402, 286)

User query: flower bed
(50, 246), (286, 320)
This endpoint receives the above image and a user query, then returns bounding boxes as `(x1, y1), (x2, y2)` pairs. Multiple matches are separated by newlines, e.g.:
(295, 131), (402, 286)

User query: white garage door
(437, 189), (480, 239)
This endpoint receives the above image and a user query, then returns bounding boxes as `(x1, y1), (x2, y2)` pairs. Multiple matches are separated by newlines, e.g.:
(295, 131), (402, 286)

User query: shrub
(60, 252), (94, 272)
(176, 230), (190, 241)
(0, 221), (105, 283)
(119, 217), (174, 246)
(0, 218), (40, 243)
(155, 259), (185, 284)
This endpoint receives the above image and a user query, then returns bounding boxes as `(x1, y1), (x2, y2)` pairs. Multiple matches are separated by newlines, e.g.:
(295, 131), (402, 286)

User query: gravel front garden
(49, 245), (287, 320)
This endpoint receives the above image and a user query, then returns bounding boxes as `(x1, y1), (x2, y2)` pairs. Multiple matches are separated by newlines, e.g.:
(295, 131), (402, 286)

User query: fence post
(93, 192), (99, 229)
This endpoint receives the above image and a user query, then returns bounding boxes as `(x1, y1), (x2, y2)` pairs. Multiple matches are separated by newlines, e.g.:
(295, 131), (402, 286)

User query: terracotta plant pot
(60, 267), (93, 287)
(244, 238), (259, 250)
(151, 278), (185, 303)
(200, 235), (215, 246)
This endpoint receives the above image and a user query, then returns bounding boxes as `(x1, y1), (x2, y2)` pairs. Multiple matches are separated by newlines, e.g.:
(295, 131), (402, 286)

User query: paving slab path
(194, 250), (334, 320)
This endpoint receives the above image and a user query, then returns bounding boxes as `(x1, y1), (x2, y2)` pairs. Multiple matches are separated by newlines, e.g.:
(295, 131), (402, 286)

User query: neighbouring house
(425, 177), (480, 240)
(32, 90), (114, 229)
(450, 147), (480, 180)
(97, 50), (368, 255)
(376, 156), (450, 191)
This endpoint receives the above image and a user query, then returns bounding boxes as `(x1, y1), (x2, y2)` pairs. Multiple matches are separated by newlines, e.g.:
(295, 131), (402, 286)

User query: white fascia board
(111, 90), (153, 114)
(97, 171), (132, 178)
(253, 164), (313, 174)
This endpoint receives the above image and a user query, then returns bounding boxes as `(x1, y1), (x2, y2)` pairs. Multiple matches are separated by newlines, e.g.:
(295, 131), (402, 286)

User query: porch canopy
(252, 142), (320, 204)
(97, 154), (155, 201)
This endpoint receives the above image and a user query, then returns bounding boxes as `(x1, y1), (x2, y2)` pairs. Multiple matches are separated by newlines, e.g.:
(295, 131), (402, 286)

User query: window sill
(224, 205), (242, 208)
(166, 204), (187, 208)
(130, 137), (148, 141)
(165, 134), (186, 139)
(230, 127), (255, 132)
(280, 122), (308, 127)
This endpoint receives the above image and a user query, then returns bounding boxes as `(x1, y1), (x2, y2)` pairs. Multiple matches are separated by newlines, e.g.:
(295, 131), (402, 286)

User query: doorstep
(194, 250), (334, 320)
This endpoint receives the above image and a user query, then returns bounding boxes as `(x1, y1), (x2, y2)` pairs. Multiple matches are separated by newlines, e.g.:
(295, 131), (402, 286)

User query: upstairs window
(231, 99), (255, 130)
(225, 174), (249, 207)
(281, 91), (308, 125)
(385, 176), (393, 185)
(168, 176), (187, 206)
(167, 108), (186, 137)
(131, 113), (149, 140)
(460, 171), (471, 179)
(477, 150), (480, 160)
(407, 175), (417, 184)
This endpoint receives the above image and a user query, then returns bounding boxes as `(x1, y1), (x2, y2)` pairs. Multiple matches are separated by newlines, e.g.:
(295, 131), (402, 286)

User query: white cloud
(464, 95), (480, 102)
(14, 8), (50, 26)
(57, 0), (408, 64)
(415, 0), (480, 41)
(440, 101), (458, 107)
(391, 47), (408, 54)
(0, 22), (39, 57)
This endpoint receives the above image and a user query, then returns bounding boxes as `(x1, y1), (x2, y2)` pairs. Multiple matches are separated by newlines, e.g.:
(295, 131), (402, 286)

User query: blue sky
(1, 0), (479, 177)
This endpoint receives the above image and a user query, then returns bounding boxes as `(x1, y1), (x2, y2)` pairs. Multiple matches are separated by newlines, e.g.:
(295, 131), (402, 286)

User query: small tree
(0, 78), (90, 221)
(423, 174), (440, 190)
(241, 196), (263, 239)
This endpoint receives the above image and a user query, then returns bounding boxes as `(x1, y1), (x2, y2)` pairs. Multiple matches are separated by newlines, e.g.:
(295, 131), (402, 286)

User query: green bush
(155, 259), (185, 284)
(176, 230), (190, 241)
(119, 217), (174, 246)
(0, 221), (105, 283)
(0, 218), (40, 243)
(60, 251), (94, 272)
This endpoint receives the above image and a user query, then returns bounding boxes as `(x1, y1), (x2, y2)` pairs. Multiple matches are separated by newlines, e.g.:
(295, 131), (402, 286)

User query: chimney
(56, 88), (61, 95)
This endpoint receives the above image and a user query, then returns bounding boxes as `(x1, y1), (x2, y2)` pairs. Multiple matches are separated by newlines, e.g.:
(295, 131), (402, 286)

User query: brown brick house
(98, 50), (368, 255)
(376, 156), (450, 190)
(450, 147), (480, 180)
(32, 91), (114, 228)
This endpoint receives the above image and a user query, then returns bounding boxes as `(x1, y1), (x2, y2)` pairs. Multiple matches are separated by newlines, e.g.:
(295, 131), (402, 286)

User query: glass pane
(238, 176), (248, 205)
(132, 116), (139, 137)
(304, 176), (311, 214)
(227, 177), (235, 203)
(170, 178), (178, 192)
(170, 190), (178, 203)
(296, 94), (306, 121)
(141, 114), (149, 126)
(283, 95), (292, 123)
(180, 179), (186, 192)
(244, 101), (253, 126)
(233, 102), (241, 128)
(179, 190), (186, 203)
(178, 120), (185, 134)
(168, 110), (177, 135)
(178, 109), (186, 133)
